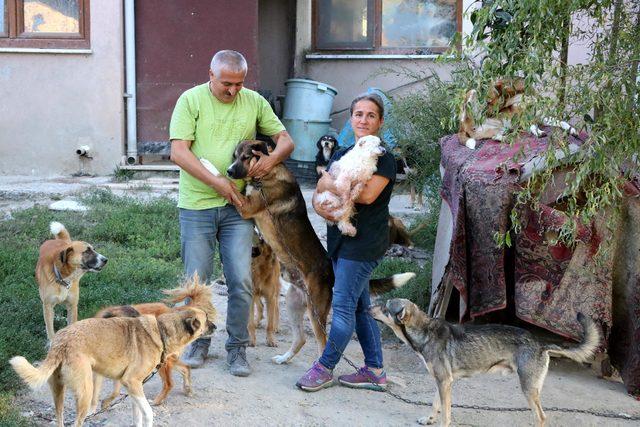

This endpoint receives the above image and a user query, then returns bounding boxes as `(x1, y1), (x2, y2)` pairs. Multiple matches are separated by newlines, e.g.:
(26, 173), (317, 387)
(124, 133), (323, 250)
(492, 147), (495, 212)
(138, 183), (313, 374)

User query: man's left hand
(248, 150), (277, 178)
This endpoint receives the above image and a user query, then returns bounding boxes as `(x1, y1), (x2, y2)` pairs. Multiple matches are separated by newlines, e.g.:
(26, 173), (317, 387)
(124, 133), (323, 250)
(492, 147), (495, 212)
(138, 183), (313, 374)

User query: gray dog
(370, 298), (600, 427)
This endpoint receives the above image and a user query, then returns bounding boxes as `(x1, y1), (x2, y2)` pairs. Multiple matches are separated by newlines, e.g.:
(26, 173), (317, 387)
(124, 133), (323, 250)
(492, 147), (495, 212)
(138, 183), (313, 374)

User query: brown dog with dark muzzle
(36, 221), (107, 347)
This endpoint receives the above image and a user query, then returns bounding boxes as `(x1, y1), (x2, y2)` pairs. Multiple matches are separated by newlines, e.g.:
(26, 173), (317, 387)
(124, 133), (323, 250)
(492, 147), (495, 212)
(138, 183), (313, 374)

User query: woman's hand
(312, 192), (340, 222)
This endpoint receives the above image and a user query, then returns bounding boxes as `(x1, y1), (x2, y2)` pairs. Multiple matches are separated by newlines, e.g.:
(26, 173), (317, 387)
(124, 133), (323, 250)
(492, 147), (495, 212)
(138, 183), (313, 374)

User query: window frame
(312, 0), (462, 55)
(0, 0), (90, 49)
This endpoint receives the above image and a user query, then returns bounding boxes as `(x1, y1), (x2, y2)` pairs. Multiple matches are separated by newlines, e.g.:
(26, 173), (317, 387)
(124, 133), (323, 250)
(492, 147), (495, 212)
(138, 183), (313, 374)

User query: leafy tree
(445, 0), (639, 245)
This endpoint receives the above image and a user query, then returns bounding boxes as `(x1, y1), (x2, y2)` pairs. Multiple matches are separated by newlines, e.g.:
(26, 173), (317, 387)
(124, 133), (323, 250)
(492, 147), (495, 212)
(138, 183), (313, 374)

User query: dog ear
(59, 247), (73, 265)
(184, 316), (202, 335)
(317, 138), (323, 149)
(251, 141), (269, 156)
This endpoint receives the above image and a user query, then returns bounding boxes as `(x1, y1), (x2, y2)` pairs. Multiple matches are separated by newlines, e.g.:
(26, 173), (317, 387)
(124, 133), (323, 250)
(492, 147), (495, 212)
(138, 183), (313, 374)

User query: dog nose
(100, 255), (108, 265)
(226, 166), (234, 177)
(380, 147), (386, 155)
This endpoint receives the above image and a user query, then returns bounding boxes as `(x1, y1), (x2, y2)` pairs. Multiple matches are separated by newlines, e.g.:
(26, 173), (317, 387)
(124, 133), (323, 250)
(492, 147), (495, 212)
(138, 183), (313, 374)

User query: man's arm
(248, 130), (294, 178)
(170, 139), (244, 207)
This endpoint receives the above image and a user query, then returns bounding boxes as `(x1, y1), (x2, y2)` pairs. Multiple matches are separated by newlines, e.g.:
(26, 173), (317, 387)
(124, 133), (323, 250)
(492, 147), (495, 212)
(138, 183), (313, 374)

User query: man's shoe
(338, 366), (387, 391)
(296, 361), (334, 392)
(226, 347), (251, 377)
(181, 339), (210, 369)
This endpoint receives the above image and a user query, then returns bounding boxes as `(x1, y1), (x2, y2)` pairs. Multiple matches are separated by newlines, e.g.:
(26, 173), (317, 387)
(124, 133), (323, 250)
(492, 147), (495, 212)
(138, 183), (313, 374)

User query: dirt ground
(15, 284), (640, 427)
(5, 176), (640, 426)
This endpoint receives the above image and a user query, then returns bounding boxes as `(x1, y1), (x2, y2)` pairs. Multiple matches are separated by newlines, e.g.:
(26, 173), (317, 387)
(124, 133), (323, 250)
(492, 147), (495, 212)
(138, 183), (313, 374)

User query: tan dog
(36, 221), (107, 345)
(248, 232), (281, 347)
(94, 274), (217, 406)
(10, 307), (214, 427)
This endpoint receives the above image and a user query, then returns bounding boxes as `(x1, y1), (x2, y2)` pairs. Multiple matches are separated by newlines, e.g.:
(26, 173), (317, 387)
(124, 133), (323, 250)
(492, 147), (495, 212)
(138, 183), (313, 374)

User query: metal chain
(29, 361), (160, 424)
(257, 187), (640, 422)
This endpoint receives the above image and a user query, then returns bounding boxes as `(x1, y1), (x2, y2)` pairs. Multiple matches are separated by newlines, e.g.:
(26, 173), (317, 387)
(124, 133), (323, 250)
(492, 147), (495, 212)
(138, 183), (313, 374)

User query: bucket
(282, 118), (332, 162)
(282, 79), (338, 121)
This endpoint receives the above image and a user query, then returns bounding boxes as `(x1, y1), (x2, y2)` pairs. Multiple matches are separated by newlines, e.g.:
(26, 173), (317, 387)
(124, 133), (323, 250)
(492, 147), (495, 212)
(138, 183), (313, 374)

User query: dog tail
(163, 272), (213, 304)
(369, 272), (416, 295)
(544, 313), (601, 363)
(10, 351), (63, 389)
(50, 221), (71, 242)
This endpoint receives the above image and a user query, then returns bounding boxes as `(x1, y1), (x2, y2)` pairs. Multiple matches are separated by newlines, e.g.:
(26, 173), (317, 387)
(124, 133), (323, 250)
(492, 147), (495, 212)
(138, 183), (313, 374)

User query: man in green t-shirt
(169, 50), (293, 376)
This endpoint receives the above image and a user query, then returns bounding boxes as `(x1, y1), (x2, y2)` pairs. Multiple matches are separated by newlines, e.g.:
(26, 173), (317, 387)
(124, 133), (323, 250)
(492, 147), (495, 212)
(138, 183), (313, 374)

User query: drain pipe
(123, 0), (138, 165)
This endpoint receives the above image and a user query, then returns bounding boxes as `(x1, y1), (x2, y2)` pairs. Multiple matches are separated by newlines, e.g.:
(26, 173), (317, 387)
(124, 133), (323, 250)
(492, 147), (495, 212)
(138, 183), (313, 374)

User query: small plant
(113, 165), (135, 182)
(386, 70), (463, 191)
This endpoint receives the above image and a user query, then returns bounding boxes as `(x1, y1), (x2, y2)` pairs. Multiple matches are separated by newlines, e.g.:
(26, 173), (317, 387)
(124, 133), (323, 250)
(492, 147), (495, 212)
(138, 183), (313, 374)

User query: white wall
(0, 2), (124, 176)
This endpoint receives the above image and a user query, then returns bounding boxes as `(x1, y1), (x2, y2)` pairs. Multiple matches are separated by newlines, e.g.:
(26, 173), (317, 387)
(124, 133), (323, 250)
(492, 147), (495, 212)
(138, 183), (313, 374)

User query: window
(313, 0), (460, 54)
(0, 0), (90, 49)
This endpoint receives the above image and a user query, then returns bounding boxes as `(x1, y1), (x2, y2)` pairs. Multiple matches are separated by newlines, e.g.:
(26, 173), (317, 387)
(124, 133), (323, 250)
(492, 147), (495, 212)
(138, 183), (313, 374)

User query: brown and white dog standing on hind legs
(94, 274), (217, 407)
(370, 298), (600, 427)
(36, 221), (107, 346)
(248, 231), (281, 347)
(227, 139), (416, 364)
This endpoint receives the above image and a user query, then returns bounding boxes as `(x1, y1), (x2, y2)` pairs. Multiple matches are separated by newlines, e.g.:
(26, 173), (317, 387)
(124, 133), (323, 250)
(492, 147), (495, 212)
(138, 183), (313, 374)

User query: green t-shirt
(169, 83), (285, 209)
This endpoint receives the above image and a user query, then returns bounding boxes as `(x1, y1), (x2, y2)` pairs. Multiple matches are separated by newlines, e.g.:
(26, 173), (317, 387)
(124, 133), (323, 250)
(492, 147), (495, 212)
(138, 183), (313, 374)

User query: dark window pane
(382, 0), (457, 48)
(23, 0), (80, 34)
(317, 0), (373, 49)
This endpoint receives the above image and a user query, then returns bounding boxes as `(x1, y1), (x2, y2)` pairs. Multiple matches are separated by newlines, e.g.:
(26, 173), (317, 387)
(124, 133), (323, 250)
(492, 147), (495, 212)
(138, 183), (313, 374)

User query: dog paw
(417, 416), (436, 425)
(272, 352), (292, 364)
(183, 385), (192, 396)
(266, 338), (278, 347)
(465, 138), (476, 149)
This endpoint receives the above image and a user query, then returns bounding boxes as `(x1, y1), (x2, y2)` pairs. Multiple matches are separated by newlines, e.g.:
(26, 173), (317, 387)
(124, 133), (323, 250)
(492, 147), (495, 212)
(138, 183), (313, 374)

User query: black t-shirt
(325, 146), (396, 261)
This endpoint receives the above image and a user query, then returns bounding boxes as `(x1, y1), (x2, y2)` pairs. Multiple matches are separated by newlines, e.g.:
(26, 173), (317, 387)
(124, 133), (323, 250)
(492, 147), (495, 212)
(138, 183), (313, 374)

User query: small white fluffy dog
(316, 135), (386, 236)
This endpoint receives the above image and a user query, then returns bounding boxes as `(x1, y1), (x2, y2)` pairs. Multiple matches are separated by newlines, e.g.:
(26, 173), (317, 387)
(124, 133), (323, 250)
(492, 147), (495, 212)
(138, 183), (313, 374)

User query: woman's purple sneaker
(296, 361), (334, 392)
(338, 366), (387, 391)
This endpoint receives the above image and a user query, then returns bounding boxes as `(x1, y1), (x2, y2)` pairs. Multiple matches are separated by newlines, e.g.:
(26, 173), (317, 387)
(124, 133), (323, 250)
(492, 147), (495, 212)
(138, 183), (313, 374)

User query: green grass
(0, 393), (35, 427)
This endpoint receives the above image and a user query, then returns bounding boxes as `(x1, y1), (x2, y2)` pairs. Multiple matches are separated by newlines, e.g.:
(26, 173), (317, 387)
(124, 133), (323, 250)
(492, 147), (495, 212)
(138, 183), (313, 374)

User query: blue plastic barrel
(282, 79), (338, 121)
(283, 118), (332, 162)
(282, 79), (338, 162)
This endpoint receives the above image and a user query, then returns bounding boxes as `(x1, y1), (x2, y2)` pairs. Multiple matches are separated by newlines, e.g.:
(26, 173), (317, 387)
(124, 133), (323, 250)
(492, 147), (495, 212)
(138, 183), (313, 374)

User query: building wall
(258, 0), (296, 107)
(0, 2), (124, 176)
(293, 0), (474, 131)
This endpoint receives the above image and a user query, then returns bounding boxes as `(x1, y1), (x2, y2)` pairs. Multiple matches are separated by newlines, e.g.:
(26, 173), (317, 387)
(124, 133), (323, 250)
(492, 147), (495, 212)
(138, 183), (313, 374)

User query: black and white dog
(315, 135), (338, 178)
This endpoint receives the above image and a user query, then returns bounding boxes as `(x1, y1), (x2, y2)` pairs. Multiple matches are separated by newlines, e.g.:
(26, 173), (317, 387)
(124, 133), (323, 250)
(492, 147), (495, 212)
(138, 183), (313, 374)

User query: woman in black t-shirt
(296, 93), (396, 392)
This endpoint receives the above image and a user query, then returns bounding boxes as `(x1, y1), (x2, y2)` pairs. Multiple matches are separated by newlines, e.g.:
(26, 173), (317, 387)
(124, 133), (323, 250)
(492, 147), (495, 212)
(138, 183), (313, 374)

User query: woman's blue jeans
(318, 257), (384, 370)
(179, 205), (254, 351)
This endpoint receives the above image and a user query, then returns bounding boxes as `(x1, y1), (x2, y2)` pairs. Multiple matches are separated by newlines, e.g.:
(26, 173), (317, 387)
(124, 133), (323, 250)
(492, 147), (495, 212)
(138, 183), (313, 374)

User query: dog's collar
(250, 178), (263, 189)
(53, 265), (71, 289)
(157, 321), (169, 368)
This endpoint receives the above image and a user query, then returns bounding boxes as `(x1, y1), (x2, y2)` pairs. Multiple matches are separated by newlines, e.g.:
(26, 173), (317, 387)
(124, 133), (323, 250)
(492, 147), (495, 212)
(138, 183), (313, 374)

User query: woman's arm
(354, 175), (390, 205)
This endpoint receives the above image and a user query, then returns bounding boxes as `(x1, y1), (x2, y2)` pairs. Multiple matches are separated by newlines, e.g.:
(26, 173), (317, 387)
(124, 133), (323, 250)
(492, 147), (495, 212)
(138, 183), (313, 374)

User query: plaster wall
(0, 2), (124, 176)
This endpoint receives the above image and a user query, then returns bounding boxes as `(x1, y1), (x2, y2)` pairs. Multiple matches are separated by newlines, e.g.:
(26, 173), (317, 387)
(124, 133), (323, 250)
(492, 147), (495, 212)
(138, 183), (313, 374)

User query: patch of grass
(0, 393), (35, 427)
(112, 165), (135, 182)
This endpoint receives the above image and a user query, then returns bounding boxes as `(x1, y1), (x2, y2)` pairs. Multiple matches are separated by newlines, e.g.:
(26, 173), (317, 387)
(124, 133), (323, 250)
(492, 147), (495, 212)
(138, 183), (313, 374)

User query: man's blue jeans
(179, 205), (254, 351)
(318, 257), (383, 370)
